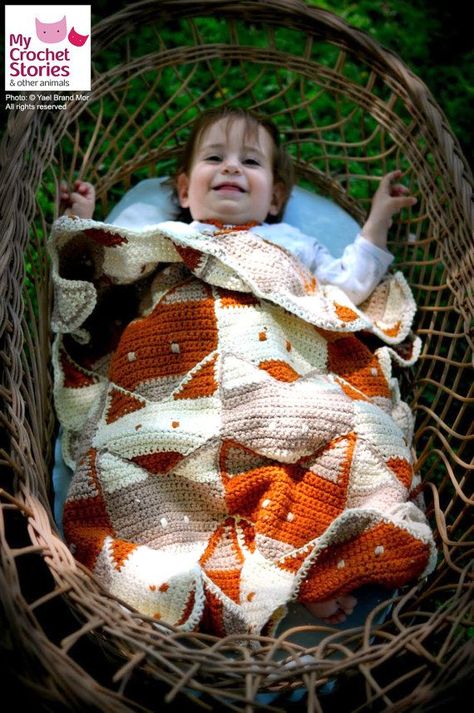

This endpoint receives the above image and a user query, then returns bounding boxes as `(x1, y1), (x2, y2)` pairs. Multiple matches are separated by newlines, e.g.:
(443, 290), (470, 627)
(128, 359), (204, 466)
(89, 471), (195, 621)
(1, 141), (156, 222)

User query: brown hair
(170, 107), (295, 223)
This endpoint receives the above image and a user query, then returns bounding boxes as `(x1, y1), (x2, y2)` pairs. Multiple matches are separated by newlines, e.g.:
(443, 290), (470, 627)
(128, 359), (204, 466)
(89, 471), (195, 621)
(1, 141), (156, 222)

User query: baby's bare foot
(304, 594), (357, 624)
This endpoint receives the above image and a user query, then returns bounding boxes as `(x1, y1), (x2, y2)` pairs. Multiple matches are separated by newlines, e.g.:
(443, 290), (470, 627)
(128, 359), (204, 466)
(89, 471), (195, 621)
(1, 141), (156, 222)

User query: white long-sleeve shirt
(191, 220), (394, 305)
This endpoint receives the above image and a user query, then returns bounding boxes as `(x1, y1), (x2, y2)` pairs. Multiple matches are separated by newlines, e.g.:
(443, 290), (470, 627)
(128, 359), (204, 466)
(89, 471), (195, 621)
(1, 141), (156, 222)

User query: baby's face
(177, 117), (284, 225)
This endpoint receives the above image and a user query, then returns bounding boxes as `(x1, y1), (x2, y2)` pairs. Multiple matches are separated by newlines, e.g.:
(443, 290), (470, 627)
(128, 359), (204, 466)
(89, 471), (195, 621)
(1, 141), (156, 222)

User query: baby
(59, 107), (418, 625)
(61, 107), (416, 308)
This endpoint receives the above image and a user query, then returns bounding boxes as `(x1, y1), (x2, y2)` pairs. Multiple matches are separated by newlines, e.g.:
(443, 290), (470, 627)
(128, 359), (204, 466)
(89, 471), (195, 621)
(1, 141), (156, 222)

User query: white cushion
(106, 178), (360, 256)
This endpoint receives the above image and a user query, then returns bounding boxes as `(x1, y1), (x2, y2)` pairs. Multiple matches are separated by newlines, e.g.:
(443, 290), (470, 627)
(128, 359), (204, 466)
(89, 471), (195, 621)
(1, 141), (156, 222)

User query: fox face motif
(36, 16), (67, 43)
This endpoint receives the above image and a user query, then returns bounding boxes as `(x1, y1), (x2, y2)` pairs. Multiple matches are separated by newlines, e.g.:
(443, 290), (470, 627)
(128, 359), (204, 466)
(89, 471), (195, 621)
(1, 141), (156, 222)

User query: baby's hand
(60, 180), (95, 219)
(361, 170), (417, 249)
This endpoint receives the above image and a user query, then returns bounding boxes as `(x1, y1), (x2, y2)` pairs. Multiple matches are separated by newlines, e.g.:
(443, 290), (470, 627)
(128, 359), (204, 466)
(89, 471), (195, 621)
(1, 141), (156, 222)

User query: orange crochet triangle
(238, 519), (256, 553)
(60, 347), (97, 388)
(174, 244), (203, 271)
(258, 359), (301, 382)
(200, 520), (244, 571)
(176, 587), (196, 626)
(63, 486), (114, 573)
(328, 336), (391, 398)
(277, 546), (312, 575)
(110, 540), (138, 571)
(218, 287), (260, 308)
(201, 583), (225, 636)
(131, 451), (184, 475)
(386, 456), (413, 489)
(334, 376), (369, 401)
(174, 354), (218, 399)
(105, 387), (145, 424)
(333, 303), (359, 322)
(205, 568), (242, 604)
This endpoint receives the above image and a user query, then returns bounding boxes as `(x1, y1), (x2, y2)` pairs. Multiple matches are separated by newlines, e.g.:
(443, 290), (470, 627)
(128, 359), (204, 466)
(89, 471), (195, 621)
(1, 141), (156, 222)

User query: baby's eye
(243, 158), (261, 166)
(204, 155), (221, 162)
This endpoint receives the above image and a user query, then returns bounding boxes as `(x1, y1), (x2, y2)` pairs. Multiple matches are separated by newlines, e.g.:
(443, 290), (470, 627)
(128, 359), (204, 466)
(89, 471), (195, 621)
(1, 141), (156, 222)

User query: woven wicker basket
(1, 1), (472, 711)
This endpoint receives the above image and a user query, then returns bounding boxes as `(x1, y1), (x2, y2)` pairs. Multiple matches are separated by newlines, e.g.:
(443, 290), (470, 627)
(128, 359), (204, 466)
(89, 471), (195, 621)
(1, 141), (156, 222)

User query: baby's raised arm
(289, 169), (417, 305)
(360, 170), (417, 250)
(60, 179), (96, 219)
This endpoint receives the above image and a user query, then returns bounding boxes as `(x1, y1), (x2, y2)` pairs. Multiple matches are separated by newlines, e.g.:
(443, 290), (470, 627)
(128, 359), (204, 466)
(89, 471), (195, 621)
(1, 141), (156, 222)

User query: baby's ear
(269, 181), (287, 216)
(176, 173), (190, 207)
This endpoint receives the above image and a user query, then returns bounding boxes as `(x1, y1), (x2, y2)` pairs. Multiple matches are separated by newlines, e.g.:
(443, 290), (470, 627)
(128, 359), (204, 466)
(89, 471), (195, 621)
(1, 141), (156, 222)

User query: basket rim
(0, 2), (473, 711)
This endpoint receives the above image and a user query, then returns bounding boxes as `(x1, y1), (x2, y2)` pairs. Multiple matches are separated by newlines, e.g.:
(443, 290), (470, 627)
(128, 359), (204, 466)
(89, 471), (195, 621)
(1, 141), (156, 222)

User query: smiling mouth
(213, 184), (246, 192)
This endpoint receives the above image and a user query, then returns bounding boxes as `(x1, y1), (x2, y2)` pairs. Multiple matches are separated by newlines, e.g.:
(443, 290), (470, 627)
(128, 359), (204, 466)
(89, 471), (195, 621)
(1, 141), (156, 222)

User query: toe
(340, 594), (357, 613)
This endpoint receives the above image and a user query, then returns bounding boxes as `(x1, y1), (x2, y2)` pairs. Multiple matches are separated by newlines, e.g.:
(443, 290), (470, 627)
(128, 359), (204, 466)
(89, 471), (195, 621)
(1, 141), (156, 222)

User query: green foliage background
(305, 0), (472, 166)
(88, 0), (472, 168)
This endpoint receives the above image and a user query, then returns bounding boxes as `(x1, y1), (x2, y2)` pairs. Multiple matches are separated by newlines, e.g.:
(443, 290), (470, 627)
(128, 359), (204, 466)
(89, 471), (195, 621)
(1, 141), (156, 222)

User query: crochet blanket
(49, 216), (437, 638)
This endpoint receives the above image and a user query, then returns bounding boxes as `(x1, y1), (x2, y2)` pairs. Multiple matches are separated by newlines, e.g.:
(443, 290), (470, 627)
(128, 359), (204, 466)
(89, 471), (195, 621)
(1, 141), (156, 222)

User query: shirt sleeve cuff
(355, 233), (394, 269)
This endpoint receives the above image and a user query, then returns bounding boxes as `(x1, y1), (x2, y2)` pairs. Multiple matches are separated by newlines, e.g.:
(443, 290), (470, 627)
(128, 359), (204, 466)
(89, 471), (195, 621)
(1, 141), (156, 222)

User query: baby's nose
(222, 158), (241, 173)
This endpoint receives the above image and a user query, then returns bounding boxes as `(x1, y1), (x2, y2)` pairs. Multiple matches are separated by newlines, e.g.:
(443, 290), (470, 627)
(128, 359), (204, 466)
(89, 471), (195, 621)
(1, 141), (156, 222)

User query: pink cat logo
(68, 27), (89, 47)
(36, 16), (67, 43)
(35, 16), (89, 47)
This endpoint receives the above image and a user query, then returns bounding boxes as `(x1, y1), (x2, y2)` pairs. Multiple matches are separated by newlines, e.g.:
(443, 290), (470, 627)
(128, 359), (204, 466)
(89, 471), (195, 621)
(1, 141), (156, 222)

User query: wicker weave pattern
(0, 1), (472, 711)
